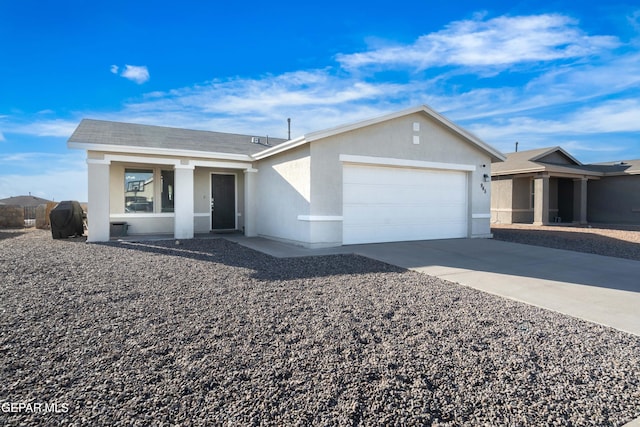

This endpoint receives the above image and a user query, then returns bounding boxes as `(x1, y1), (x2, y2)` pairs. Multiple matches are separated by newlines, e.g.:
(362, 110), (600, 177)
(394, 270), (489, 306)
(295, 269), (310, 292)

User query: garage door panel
(344, 205), (462, 224)
(345, 185), (464, 206)
(344, 183), (430, 202)
(345, 222), (467, 244)
(343, 165), (468, 244)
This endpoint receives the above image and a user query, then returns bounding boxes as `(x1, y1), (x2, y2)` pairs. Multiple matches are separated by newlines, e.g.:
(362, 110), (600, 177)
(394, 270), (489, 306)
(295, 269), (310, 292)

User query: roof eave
(68, 141), (253, 162)
(253, 105), (506, 162)
(251, 136), (308, 160)
(491, 165), (604, 177)
(491, 166), (546, 176)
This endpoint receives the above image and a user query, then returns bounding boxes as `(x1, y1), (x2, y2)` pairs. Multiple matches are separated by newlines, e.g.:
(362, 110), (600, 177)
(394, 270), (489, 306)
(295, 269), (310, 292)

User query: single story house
(491, 146), (640, 225)
(0, 195), (54, 208)
(68, 105), (505, 247)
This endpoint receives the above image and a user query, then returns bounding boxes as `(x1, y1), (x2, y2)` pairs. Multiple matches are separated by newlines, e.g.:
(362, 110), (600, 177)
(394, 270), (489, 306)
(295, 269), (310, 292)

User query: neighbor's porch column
(244, 168), (258, 237)
(87, 159), (111, 242)
(573, 177), (588, 224)
(533, 174), (550, 225)
(174, 164), (195, 239)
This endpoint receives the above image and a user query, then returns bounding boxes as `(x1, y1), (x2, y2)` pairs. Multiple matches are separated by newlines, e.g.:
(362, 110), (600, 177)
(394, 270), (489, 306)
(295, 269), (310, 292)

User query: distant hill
(0, 195), (55, 207)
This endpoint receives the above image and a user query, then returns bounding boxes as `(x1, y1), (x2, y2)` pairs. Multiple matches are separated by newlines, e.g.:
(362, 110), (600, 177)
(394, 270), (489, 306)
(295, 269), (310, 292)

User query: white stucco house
(68, 105), (505, 247)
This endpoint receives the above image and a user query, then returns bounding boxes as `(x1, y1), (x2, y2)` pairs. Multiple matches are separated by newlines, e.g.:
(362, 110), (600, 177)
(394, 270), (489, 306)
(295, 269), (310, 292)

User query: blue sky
(1, 0), (639, 202)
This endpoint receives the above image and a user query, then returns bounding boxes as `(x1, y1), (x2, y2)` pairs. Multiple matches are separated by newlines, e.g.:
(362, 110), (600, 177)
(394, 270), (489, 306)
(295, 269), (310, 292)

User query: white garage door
(343, 164), (468, 244)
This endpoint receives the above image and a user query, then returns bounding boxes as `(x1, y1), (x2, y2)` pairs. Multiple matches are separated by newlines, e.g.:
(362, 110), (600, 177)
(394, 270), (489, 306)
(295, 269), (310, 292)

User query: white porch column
(87, 159), (111, 242)
(573, 177), (588, 224)
(533, 175), (550, 225)
(243, 168), (258, 237)
(174, 164), (195, 239)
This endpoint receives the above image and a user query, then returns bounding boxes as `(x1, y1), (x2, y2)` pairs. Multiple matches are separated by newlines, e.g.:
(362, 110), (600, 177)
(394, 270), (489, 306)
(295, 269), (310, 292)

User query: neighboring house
(68, 105), (505, 246)
(0, 195), (56, 228)
(0, 195), (54, 208)
(491, 146), (640, 225)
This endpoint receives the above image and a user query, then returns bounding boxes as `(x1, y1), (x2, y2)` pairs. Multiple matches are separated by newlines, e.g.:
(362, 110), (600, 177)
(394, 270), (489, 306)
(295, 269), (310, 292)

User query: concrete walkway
(226, 235), (640, 337)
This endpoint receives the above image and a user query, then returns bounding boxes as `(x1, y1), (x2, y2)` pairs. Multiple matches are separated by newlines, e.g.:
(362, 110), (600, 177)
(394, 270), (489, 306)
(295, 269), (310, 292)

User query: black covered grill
(50, 201), (85, 239)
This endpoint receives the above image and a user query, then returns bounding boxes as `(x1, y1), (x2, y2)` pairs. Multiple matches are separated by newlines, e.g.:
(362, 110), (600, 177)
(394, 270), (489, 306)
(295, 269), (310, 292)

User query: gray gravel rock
(492, 225), (640, 261)
(1, 229), (639, 426)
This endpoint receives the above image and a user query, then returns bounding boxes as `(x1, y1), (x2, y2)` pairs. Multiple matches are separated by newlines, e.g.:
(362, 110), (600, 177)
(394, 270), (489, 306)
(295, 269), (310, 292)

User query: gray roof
(587, 159), (640, 175)
(68, 119), (287, 156)
(0, 195), (54, 207)
(493, 146), (640, 177)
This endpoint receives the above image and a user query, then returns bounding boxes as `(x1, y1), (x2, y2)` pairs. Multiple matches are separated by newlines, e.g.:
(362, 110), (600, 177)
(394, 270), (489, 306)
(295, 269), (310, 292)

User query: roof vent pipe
(515, 141), (519, 152)
(287, 118), (291, 140)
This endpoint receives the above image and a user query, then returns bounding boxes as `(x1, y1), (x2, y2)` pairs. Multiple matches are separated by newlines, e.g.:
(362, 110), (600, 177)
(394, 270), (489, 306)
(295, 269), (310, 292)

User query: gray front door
(211, 174), (235, 230)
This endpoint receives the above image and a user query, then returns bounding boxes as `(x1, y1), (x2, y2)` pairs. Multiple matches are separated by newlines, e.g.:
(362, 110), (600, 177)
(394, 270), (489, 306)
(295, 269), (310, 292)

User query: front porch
(86, 153), (258, 242)
(532, 174), (589, 225)
(491, 173), (595, 225)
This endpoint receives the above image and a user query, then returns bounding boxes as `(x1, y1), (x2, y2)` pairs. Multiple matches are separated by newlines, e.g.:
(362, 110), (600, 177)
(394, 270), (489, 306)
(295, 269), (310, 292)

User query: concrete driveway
(351, 239), (640, 337)
(228, 236), (640, 337)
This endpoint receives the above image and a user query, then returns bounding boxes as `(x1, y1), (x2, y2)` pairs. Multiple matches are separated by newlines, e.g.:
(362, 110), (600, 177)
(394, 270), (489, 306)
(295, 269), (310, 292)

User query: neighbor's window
(530, 178), (535, 209)
(161, 170), (175, 212)
(125, 169), (154, 213)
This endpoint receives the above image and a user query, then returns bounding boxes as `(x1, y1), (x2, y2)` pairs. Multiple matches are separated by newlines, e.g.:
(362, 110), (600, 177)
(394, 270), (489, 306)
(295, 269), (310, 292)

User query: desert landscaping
(1, 228), (639, 425)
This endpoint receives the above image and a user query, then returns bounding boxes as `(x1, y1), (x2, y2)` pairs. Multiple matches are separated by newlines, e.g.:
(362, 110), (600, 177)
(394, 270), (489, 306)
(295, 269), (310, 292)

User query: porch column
(86, 159), (111, 242)
(533, 175), (550, 225)
(573, 177), (588, 224)
(244, 168), (258, 237)
(174, 164), (195, 239)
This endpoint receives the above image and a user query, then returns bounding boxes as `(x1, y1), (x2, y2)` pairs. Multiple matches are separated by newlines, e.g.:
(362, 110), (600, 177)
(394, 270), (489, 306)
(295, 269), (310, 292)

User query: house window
(125, 169), (154, 213)
(530, 178), (535, 209)
(161, 170), (175, 212)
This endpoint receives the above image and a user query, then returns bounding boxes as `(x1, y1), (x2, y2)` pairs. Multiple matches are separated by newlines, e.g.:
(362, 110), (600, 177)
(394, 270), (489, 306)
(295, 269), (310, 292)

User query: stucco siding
(109, 214), (174, 235)
(490, 177), (513, 223)
(255, 145), (312, 245)
(512, 177), (534, 223)
(588, 175), (640, 224)
(110, 163), (125, 214)
(490, 176), (537, 224)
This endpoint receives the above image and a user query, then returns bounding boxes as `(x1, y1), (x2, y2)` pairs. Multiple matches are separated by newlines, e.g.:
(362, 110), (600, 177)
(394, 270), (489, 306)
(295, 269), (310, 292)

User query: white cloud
(569, 99), (640, 133)
(337, 14), (620, 71)
(121, 64), (150, 84)
(3, 12), (636, 171)
(5, 119), (79, 137)
(110, 64), (150, 84)
(113, 69), (407, 136)
(0, 169), (87, 202)
(0, 152), (87, 201)
(465, 98), (640, 150)
(0, 132), (5, 142)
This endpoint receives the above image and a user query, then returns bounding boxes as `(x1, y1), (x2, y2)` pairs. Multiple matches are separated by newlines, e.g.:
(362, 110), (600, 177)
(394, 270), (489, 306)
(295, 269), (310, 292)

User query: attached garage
(342, 163), (469, 244)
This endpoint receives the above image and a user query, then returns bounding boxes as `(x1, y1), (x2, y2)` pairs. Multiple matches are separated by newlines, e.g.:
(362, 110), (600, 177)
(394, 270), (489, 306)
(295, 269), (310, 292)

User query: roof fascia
(492, 165), (603, 177)
(253, 105), (506, 162)
(251, 135), (307, 160)
(68, 142), (252, 162)
(492, 166), (546, 176)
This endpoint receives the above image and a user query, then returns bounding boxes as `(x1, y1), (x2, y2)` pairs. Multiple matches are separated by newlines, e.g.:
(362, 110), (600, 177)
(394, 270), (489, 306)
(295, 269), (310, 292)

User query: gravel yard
(492, 223), (640, 261)
(1, 229), (639, 426)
